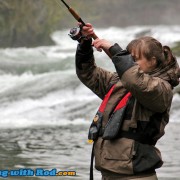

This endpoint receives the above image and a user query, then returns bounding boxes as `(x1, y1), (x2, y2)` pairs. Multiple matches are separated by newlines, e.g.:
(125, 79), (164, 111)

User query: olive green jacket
(75, 41), (179, 176)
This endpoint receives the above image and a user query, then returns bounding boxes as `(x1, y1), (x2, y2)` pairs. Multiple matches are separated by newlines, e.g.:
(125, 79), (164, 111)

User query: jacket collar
(149, 58), (180, 88)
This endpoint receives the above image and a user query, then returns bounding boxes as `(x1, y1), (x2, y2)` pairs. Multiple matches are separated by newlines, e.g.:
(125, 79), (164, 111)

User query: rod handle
(69, 8), (85, 26)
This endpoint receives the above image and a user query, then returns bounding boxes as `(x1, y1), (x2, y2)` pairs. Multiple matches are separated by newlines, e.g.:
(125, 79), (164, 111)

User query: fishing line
(54, 0), (70, 17)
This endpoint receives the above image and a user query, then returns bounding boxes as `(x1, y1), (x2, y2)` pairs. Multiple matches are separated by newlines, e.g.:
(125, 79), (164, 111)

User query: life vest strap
(99, 85), (131, 113)
(99, 85), (116, 113)
(114, 92), (132, 112)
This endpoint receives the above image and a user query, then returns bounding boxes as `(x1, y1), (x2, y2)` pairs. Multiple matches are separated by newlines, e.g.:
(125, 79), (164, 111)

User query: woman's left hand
(92, 38), (112, 52)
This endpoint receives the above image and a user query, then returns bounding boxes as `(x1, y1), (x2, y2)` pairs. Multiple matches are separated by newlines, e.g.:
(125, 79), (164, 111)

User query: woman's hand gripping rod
(60, 0), (112, 58)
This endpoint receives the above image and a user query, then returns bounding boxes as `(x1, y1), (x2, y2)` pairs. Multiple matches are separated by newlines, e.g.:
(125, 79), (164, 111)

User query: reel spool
(69, 27), (82, 41)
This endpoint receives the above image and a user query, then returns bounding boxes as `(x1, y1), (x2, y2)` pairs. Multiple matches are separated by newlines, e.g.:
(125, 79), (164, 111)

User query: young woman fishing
(75, 23), (180, 180)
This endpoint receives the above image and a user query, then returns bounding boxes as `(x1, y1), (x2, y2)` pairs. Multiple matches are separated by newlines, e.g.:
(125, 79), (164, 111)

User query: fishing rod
(60, 0), (111, 58)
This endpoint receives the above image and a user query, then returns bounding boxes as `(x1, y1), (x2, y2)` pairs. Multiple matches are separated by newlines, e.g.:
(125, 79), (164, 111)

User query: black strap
(90, 143), (95, 180)
(119, 131), (150, 144)
(120, 130), (142, 139)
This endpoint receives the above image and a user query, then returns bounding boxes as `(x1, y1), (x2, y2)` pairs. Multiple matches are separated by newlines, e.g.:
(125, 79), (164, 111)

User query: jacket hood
(150, 57), (180, 88)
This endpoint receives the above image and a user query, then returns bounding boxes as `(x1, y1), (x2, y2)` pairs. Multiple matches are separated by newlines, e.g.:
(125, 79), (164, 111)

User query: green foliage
(0, 0), (180, 47)
(0, 0), (69, 47)
(0, 0), (94, 47)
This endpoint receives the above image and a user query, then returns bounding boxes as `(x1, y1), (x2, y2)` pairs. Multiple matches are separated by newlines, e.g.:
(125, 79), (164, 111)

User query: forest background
(0, 0), (180, 55)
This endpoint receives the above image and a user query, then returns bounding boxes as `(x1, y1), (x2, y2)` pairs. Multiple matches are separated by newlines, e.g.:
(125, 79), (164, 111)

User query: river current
(0, 25), (180, 179)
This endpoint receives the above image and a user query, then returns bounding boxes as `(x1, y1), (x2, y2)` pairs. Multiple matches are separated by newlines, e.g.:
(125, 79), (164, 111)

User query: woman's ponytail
(162, 45), (180, 80)
(162, 45), (175, 65)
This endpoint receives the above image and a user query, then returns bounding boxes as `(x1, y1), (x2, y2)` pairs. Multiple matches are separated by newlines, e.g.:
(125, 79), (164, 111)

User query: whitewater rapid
(0, 25), (180, 129)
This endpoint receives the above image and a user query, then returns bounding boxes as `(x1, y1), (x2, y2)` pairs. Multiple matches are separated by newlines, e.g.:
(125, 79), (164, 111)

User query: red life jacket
(88, 85), (132, 141)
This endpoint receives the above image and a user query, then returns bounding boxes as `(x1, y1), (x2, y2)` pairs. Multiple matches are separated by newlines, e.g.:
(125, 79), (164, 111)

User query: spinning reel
(68, 26), (87, 43)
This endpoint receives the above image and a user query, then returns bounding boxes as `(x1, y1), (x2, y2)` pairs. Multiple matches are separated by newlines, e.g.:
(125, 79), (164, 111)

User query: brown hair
(126, 36), (175, 67)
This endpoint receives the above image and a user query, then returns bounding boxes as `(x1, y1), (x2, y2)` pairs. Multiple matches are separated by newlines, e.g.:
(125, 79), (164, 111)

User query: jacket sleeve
(109, 44), (173, 113)
(76, 39), (119, 99)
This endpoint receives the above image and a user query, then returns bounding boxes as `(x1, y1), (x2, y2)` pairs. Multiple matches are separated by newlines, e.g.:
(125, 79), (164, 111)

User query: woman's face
(131, 50), (157, 73)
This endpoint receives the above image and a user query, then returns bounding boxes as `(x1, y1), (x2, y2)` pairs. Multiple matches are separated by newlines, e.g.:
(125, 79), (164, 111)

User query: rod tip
(61, 0), (70, 9)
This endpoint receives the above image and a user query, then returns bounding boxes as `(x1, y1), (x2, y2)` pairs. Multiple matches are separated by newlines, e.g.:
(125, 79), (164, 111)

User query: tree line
(0, 0), (180, 48)
(0, 0), (83, 47)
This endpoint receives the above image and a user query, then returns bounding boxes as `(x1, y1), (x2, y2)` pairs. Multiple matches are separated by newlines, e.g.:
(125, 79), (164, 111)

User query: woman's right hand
(78, 23), (95, 38)
(78, 23), (112, 58)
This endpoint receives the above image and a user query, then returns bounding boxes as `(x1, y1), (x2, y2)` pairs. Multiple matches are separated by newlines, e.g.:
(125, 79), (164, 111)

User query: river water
(0, 25), (180, 179)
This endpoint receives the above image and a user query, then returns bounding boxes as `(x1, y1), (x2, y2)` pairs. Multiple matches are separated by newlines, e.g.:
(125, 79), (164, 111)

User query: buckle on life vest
(88, 111), (103, 141)
(93, 114), (99, 122)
